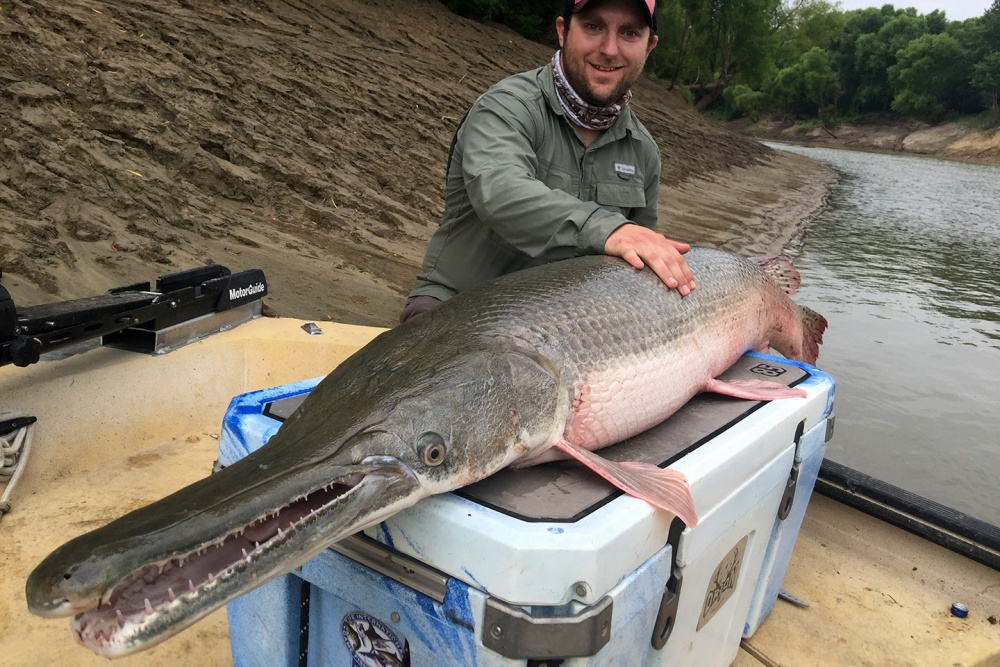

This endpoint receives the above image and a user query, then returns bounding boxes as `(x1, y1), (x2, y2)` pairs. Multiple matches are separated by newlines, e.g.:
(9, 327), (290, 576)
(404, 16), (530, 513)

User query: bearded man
(401, 0), (695, 323)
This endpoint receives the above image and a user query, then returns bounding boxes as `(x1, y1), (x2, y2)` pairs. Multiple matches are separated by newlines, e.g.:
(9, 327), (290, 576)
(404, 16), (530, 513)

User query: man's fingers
(604, 226), (696, 293)
(678, 259), (696, 289)
(623, 250), (645, 271)
(659, 267), (679, 289)
(664, 244), (696, 290)
(649, 257), (685, 292)
(669, 240), (692, 254)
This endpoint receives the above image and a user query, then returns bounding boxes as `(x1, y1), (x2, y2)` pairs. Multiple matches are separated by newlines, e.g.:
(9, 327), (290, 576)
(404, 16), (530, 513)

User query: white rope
(1, 411), (36, 517)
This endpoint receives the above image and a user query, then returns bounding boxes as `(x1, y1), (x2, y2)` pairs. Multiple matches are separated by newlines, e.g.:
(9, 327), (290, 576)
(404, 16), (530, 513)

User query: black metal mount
(0, 265), (267, 368)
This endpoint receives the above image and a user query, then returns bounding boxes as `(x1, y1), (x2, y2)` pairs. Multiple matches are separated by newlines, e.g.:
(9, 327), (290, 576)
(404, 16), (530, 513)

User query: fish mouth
(48, 457), (419, 658)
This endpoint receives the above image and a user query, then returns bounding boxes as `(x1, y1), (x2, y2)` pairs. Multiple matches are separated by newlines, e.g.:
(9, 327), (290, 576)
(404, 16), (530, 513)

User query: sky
(834, 0), (993, 22)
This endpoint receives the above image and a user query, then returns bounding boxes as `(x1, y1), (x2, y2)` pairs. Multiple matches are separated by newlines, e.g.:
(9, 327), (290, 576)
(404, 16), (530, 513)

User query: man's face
(556, 0), (658, 107)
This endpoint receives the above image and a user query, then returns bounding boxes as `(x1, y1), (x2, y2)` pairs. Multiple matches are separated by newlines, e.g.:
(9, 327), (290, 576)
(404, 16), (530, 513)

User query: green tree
(827, 7), (894, 114)
(723, 83), (767, 120)
(801, 46), (841, 115)
(889, 32), (967, 120)
(925, 9), (948, 35)
(648, 0), (703, 87)
(763, 45), (839, 118)
(659, 0), (783, 110)
(985, 0), (1000, 50)
(767, 61), (807, 116)
(853, 9), (930, 114)
(947, 17), (989, 62)
(970, 51), (1000, 113)
(771, 0), (846, 68)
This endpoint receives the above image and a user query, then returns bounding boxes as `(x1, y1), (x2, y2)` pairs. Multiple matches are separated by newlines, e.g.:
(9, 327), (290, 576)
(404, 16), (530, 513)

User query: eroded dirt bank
(1, 0), (833, 327)
(739, 118), (1000, 164)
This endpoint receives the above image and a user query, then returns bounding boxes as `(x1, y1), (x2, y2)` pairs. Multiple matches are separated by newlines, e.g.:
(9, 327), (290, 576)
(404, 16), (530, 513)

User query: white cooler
(218, 351), (835, 666)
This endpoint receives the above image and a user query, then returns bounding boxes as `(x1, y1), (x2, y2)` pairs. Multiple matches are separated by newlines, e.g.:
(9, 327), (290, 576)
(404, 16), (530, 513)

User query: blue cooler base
(229, 542), (676, 667)
(219, 352), (835, 666)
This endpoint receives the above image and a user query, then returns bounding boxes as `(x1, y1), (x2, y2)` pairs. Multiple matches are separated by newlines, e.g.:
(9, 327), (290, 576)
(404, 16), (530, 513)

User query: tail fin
(799, 305), (828, 365)
(753, 256), (801, 296)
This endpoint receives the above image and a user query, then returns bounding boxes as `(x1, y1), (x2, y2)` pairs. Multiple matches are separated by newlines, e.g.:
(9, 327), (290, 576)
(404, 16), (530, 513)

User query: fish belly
(536, 296), (767, 463)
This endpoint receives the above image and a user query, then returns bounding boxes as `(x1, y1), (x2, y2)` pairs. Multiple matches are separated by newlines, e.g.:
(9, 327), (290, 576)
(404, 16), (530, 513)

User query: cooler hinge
(330, 534), (449, 603)
(482, 595), (613, 660)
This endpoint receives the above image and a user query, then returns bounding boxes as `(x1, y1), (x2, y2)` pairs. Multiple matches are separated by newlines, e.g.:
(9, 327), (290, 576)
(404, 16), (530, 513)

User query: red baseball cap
(565, 0), (657, 32)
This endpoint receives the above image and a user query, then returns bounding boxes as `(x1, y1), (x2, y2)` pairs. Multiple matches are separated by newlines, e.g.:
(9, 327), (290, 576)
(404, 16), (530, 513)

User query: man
(400, 0), (695, 324)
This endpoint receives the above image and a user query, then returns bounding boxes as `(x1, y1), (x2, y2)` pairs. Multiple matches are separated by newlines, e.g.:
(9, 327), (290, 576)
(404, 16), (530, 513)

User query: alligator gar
(26, 247), (826, 657)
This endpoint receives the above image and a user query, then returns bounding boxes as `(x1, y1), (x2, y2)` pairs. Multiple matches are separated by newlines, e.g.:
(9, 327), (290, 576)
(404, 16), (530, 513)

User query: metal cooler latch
(777, 463), (800, 520)
(651, 516), (686, 650)
(778, 420), (807, 521)
(651, 570), (682, 650)
(482, 595), (613, 660)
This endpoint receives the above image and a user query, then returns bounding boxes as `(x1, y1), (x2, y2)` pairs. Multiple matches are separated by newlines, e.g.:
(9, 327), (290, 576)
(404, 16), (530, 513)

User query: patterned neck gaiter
(551, 50), (632, 132)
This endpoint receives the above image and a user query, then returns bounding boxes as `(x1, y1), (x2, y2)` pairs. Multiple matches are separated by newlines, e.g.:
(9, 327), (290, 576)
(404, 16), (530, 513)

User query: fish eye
(417, 432), (447, 467)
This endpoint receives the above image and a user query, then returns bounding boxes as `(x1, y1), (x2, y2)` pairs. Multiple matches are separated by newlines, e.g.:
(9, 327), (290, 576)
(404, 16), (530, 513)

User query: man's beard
(562, 57), (631, 108)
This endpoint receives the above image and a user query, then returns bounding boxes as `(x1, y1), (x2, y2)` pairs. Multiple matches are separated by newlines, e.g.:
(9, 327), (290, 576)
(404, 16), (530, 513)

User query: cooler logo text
(698, 535), (749, 630)
(749, 362), (787, 378)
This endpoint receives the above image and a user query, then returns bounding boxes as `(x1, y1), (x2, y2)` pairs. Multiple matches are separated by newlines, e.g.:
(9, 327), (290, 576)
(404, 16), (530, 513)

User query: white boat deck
(2, 318), (997, 666)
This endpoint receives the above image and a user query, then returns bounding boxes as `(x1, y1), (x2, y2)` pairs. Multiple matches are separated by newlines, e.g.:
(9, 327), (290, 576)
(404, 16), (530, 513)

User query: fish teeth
(242, 548), (250, 560)
(167, 587), (176, 602)
(189, 580), (196, 593)
(116, 610), (126, 628)
(144, 598), (154, 615)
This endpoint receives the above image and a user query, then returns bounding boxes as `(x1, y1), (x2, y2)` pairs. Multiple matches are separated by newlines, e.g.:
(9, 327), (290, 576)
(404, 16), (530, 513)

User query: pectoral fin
(704, 378), (806, 400)
(552, 440), (698, 527)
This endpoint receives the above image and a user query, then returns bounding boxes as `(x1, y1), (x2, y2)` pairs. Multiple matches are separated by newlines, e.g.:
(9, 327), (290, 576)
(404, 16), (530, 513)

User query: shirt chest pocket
(595, 180), (647, 216)
(538, 163), (577, 197)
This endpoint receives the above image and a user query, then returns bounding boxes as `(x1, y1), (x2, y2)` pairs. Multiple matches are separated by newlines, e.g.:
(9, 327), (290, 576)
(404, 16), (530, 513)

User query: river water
(765, 143), (1000, 526)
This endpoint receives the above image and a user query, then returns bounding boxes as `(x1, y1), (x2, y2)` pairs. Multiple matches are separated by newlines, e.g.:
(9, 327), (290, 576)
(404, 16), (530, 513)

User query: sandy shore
(661, 151), (834, 257)
(737, 119), (1000, 164)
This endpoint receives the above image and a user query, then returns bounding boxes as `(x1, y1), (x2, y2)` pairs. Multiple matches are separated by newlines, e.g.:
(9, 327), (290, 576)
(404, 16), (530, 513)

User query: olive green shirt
(409, 63), (662, 301)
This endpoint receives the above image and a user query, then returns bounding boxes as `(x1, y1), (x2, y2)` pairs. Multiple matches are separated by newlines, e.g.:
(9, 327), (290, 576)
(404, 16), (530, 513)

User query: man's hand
(604, 224), (696, 296)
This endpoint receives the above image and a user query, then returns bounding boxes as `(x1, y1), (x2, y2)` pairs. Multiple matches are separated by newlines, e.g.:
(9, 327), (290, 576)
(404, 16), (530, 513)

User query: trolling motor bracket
(0, 264), (267, 368)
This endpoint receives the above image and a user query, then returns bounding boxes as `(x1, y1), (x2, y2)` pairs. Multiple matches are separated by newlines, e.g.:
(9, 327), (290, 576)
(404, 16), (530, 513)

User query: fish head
(26, 333), (562, 657)
(308, 343), (563, 494)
